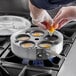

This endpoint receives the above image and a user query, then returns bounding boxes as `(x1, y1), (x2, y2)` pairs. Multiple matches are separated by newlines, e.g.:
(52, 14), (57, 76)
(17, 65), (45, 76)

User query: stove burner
(29, 57), (61, 68)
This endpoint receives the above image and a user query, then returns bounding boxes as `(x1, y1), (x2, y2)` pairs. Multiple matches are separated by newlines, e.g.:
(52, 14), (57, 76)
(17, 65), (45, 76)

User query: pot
(11, 27), (63, 60)
(0, 15), (31, 36)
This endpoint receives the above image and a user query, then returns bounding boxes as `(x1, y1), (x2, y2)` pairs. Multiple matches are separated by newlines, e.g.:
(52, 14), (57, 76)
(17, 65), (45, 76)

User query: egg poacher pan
(11, 27), (63, 60)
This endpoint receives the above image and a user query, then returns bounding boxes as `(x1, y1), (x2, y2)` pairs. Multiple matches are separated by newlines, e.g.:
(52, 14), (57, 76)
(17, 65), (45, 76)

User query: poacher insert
(11, 27), (63, 60)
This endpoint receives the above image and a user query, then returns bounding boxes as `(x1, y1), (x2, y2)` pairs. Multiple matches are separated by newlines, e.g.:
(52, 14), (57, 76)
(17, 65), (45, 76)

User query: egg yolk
(17, 37), (29, 41)
(49, 26), (55, 33)
(21, 43), (34, 48)
(32, 32), (43, 37)
(41, 21), (56, 33)
(39, 43), (51, 49)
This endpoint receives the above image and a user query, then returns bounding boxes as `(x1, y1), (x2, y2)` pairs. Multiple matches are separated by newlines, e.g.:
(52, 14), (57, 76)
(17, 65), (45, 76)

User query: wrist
(29, 0), (45, 19)
(31, 12), (45, 24)
(69, 6), (76, 18)
(30, 10), (46, 21)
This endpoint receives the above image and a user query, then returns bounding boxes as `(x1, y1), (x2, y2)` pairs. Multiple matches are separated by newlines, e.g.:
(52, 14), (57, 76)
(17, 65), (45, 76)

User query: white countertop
(58, 39), (76, 76)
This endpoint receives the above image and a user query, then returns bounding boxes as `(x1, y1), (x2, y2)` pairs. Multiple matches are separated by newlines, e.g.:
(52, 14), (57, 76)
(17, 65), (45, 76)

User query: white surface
(58, 39), (76, 76)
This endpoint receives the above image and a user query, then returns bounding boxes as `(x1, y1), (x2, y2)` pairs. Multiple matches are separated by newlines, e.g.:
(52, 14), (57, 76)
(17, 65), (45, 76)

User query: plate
(0, 15), (31, 36)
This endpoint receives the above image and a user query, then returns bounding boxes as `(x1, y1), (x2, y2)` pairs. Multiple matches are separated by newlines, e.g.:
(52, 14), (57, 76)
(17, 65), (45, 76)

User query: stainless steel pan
(11, 27), (63, 60)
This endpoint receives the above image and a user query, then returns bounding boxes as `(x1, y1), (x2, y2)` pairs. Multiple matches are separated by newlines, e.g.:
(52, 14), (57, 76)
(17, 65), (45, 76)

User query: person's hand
(53, 6), (76, 29)
(29, 0), (53, 29)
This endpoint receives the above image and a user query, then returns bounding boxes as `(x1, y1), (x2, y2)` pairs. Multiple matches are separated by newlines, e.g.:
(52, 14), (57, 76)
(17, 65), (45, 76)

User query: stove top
(0, 13), (76, 76)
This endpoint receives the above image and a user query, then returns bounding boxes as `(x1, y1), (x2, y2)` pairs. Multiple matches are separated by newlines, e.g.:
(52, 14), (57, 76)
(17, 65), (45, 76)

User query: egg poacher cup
(11, 27), (63, 60)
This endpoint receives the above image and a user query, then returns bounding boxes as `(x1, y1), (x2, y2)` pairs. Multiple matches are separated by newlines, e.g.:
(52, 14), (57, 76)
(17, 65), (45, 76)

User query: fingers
(53, 8), (69, 29)
(54, 10), (65, 24)
(54, 9), (62, 21)
(53, 23), (59, 29)
(31, 10), (53, 30)
(58, 18), (69, 29)
(54, 18), (69, 29)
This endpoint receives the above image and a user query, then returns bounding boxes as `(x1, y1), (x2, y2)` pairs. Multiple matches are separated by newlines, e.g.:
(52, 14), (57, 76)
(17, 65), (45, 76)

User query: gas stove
(0, 13), (76, 76)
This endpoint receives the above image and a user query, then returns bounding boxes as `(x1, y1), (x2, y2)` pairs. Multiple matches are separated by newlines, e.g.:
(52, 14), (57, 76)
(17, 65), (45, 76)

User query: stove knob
(46, 53), (50, 56)
(37, 53), (43, 58)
